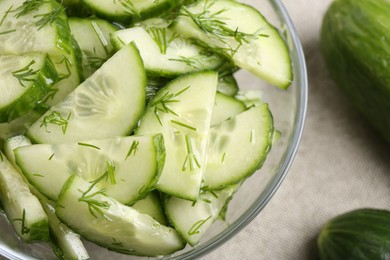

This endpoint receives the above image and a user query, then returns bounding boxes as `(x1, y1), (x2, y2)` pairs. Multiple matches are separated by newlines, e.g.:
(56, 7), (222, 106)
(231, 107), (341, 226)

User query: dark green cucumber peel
(321, 0), (390, 143)
(317, 208), (390, 260)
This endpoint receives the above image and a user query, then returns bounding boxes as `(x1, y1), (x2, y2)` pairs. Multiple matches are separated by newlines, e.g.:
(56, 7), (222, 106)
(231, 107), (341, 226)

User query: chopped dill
(40, 111), (71, 134)
(12, 60), (39, 88)
(125, 140), (139, 160)
(188, 216), (211, 236)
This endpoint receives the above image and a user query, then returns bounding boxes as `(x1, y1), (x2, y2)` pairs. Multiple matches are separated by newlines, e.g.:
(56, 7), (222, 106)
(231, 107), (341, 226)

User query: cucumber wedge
(15, 134), (165, 204)
(136, 71), (218, 201)
(3, 135), (89, 260)
(81, 0), (179, 23)
(56, 175), (186, 256)
(204, 104), (273, 190)
(69, 18), (118, 79)
(132, 191), (168, 226)
(211, 92), (246, 126)
(0, 0), (73, 56)
(164, 184), (238, 246)
(172, 0), (292, 88)
(0, 54), (59, 122)
(0, 152), (49, 242)
(27, 43), (146, 144)
(111, 25), (223, 77)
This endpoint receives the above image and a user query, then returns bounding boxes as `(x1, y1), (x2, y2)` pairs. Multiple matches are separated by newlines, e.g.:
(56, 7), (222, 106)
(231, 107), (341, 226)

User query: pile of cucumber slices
(0, 0), (292, 258)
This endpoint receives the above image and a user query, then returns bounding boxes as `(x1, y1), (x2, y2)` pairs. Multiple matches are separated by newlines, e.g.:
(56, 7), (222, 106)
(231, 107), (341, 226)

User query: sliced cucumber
(211, 92), (246, 126)
(56, 175), (186, 256)
(172, 0), (292, 88)
(0, 53), (59, 123)
(164, 184), (238, 246)
(235, 89), (264, 108)
(43, 200), (90, 260)
(4, 135), (90, 260)
(132, 191), (168, 226)
(136, 71), (218, 201)
(0, 0), (73, 56)
(81, 0), (179, 23)
(27, 43), (146, 144)
(217, 73), (239, 97)
(69, 18), (118, 79)
(0, 152), (49, 242)
(204, 104), (274, 190)
(15, 134), (164, 204)
(111, 25), (223, 77)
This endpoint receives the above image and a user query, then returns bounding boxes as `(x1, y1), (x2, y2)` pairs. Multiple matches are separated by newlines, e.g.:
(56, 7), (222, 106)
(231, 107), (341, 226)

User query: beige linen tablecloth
(207, 1), (390, 259)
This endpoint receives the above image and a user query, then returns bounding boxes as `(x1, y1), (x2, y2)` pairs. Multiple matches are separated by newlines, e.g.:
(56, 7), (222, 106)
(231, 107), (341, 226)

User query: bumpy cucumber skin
(317, 208), (390, 260)
(0, 56), (59, 123)
(321, 0), (390, 143)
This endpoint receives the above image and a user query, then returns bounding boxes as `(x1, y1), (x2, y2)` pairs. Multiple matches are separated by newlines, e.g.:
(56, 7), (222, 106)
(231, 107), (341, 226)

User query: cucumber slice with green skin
(111, 26), (223, 77)
(69, 18), (118, 79)
(43, 200), (90, 260)
(211, 92), (246, 126)
(164, 184), (238, 246)
(4, 135), (90, 260)
(217, 73), (239, 97)
(56, 175), (186, 256)
(81, 0), (180, 24)
(15, 134), (165, 204)
(136, 71), (218, 201)
(27, 43), (146, 144)
(0, 53), (59, 123)
(0, 0), (73, 56)
(0, 152), (49, 242)
(132, 191), (168, 226)
(203, 104), (273, 190)
(172, 0), (292, 89)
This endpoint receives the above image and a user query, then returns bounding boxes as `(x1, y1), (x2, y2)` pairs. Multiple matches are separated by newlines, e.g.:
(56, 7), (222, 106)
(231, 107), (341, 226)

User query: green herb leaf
(12, 60), (39, 88)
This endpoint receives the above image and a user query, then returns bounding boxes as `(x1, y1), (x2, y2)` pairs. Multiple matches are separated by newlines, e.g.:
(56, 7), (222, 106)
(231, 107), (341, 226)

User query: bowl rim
(0, 0), (308, 259)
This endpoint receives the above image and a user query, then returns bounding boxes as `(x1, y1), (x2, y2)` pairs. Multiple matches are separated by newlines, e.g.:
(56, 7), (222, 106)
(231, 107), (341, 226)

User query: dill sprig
(0, 5), (14, 26)
(150, 86), (190, 126)
(180, 1), (264, 56)
(40, 111), (71, 134)
(13, 209), (30, 235)
(56, 56), (72, 81)
(12, 60), (39, 88)
(79, 188), (110, 219)
(86, 55), (106, 72)
(13, 0), (47, 18)
(188, 216), (211, 236)
(114, 0), (140, 17)
(182, 134), (200, 172)
(78, 142), (101, 150)
(83, 160), (117, 197)
(34, 5), (64, 30)
(171, 119), (197, 131)
(125, 140), (140, 160)
(0, 29), (16, 35)
(169, 56), (200, 69)
(147, 27), (177, 55)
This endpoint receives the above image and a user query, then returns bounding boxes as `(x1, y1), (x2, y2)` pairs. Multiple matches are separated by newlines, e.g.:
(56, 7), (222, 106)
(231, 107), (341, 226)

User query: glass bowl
(0, 0), (307, 259)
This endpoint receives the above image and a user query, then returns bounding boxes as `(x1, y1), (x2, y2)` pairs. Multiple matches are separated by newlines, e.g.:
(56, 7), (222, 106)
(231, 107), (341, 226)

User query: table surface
(207, 1), (390, 259)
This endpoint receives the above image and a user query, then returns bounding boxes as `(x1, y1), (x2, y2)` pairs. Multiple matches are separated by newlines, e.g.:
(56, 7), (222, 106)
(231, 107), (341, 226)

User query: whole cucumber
(317, 208), (390, 260)
(321, 0), (390, 143)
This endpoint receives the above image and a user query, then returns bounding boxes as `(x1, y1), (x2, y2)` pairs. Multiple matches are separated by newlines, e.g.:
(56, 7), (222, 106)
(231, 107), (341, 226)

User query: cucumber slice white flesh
(112, 26), (223, 77)
(0, 0), (73, 56)
(172, 0), (292, 89)
(164, 184), (238, 246)
(0, 152), (49, 242)
(56, 175), (186, 256)
(132, 191), (168, 226)
(211, 92), (246, 126)
(27, 43), (146, 144)
(81, 0), (179, 23)
(15, 134), (164, 204)
(0, 54), (59, 123)
(69, 18), (118, 79)
(3, 135), (90, 260)
(204, 104), (273, 190)
(136, 71), (218, 201)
